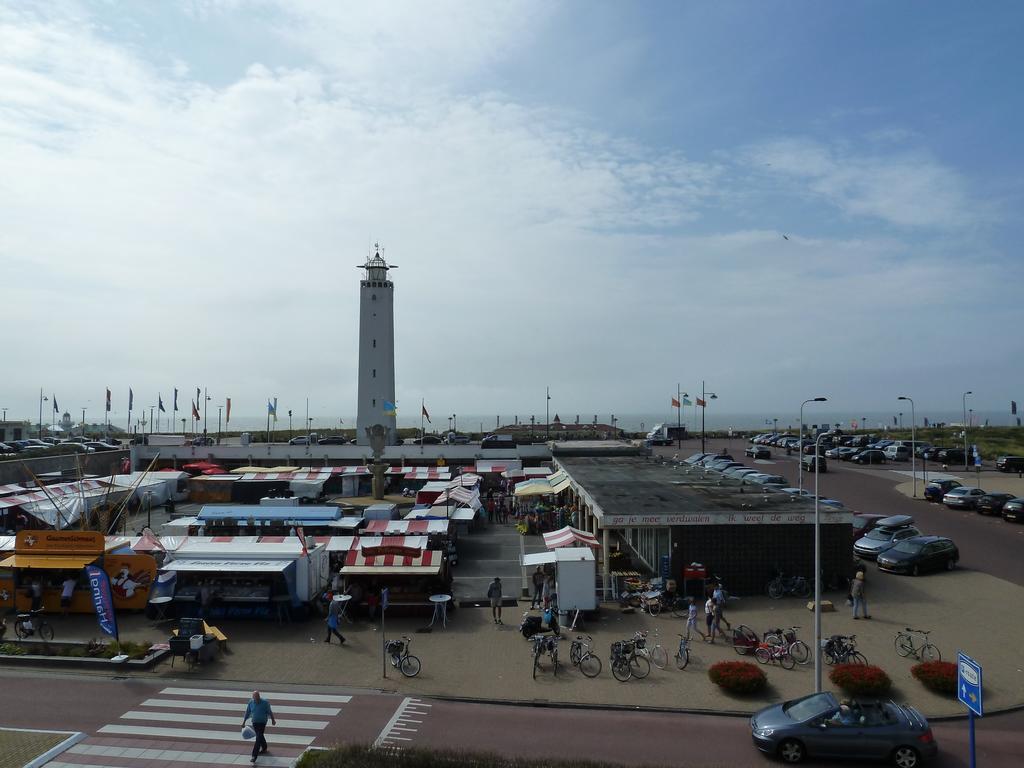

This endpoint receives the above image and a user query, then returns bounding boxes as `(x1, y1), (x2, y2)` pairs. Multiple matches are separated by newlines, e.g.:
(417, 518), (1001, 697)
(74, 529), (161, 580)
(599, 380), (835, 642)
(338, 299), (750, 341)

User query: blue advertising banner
(85, 564), (119, 641)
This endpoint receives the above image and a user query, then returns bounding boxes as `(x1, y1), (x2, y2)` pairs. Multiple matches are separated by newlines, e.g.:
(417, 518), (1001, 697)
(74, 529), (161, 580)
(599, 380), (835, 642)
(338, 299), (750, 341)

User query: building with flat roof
(555, 456), (851, 597)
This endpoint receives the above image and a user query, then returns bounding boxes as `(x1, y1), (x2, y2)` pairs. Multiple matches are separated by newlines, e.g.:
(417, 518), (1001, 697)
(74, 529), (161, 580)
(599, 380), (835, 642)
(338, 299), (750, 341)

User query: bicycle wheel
(400, 654), (421, 678)
(789, 640), (810, 665)
(570, 642), (582, 667)
(14, 621), (29, 640)
(895, 635), (913, 657)
(764, 632), (783, 647)
(754, 647), (771, 665)
(795, 579), (811, 599)
(38, 622), (54, 641)
(579, 653), (602, 678)
(552, 648), (559, 676)
(921, 643), (940, 662)
(671, 600), (687, 619)
(780, 652), (796, 670)
(848, 651), (868, 665)
(649, 644), (668, 670)
(768, 581), (784, 600)
(533, 648), (542, 680)
(648, 600), (661, 617)
(630, 654), (651, 679)
(611, 658), (632, 682)
(675, 647), (690, 670)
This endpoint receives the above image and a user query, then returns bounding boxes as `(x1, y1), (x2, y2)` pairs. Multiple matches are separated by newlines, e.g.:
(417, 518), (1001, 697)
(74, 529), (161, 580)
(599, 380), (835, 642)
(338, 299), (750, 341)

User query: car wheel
(946, 558), (956, 571)
(777, 739), (805, 764)
(891, 745), (921, 768)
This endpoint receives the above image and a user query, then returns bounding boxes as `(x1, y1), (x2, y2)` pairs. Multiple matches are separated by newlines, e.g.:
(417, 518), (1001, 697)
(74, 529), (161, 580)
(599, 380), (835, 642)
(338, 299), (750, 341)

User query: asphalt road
(692, 441), (1024, 588)
(4, 672), (1022, 767)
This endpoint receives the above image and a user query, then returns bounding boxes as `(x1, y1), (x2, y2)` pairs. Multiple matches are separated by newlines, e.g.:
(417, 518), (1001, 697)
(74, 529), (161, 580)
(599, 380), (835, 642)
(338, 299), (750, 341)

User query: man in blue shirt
(242, 690), (276, 763)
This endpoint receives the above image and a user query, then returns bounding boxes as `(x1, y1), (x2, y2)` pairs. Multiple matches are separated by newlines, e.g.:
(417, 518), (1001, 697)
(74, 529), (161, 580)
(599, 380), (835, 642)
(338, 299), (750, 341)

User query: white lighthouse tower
(356, 244), (398, 446)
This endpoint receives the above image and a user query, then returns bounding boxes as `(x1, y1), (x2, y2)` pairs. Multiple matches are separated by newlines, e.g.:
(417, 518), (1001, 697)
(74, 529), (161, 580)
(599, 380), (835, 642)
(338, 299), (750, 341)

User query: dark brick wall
(671, 523), (851, 597)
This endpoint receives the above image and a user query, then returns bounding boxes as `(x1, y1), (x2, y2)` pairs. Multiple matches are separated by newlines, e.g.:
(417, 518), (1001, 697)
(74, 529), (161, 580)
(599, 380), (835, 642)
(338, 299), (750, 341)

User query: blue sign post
(958, 652), (983, 768)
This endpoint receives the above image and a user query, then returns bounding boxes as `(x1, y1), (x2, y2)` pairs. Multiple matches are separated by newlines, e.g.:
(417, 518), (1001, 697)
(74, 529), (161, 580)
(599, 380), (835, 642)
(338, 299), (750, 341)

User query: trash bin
(189, 634), (204, 651)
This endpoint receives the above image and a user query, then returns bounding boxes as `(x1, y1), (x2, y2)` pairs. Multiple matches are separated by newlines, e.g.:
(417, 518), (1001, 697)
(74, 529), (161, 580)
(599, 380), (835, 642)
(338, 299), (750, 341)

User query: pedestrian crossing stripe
(119, 710), (329, 730)
(97, 724), (315, 745)
(159, 687), (351, 703)
(139, 697), (341, 716)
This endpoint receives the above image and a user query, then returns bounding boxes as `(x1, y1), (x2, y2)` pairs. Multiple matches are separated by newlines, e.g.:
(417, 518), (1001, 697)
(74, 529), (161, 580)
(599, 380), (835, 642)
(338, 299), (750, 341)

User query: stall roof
(162, 516), (199, 529)
(474, 460), (522, 474)
(419, 481), (450, 493)
(197, 505), (341, 522)
(162, 559), (292, 573)
(543, 526), (601, 549)
(522, 547), (595, 567)
(0, 483), (29, 497)
(363, 519), (449, 535)
(404, 506), (475, 521)
(447, 473), (481, 488)
(341, 548), (442, 575)
(0, 535), (15, 551)
(314, 536), (357, 552)
(355, 535), (427, 551)
(401, 468), (451, 480)
(174, 538), (313, 556)
(238, 471), (333, 481)
(0, 553), (98, 569)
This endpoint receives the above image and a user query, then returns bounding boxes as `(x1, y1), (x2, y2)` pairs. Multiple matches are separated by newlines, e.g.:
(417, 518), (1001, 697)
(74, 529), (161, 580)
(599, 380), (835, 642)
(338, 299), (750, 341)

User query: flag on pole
(173, 388), (178, 411)
(1013, 401), (1018, 416)
(272, 397), (278, 422)
(422, 403), (431, 423)
(158, 395), (165, 413)
(924, 417), (930, 427)
(296, 526), (308, 557)
(383, 400), (397, 416)
(84, 565), (118, 641)
(671, 397), (681, 408)
(893, 415), (898, 426)
(682, 397), (692, 406)
(128, 388), (134, 411)
(53, 396), (59, 413)
(191, 401), (200, 420)
(196, 387), (201, 407)
(105, 388), (111, 412)
(226, 397), (232, 424)
(696, 398), (707, 408)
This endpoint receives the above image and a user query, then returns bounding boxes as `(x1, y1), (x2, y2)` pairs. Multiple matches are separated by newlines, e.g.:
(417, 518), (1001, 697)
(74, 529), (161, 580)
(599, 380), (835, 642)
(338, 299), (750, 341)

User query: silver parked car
(750, 691), (938, 767)
(853, 515), (920, 560)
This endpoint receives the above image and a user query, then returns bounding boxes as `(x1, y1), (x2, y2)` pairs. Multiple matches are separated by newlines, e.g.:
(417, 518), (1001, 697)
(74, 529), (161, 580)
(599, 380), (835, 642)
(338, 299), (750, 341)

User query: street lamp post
(81, 407), (88, 438)
(898, 396), (917, 497)
(546, 387), (551, 441)
(962, 391), (972, 470)
(813, 430), (830, 694)
(773, 417), (778, 434)
(217, 406), (223, 445)
(38, 389), (49, 439)
(700, 381), (718, 453)
(798, 397), (828, 493)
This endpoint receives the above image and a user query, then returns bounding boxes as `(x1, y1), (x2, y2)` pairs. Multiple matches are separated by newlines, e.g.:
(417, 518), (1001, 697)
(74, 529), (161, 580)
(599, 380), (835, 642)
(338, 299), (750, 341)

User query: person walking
(530, 567), (546, 609)
(851, 571), (871, 619)
(685, 597), (705, 641)
(242, 690), (276, 763)
(703, 595), (716, 643)
(60, 574), (76, 617)
(487, 577), (503, 624)
(712, 582), (731, 630)
(325, 595), (346, 644)
(712, 597), (728, 641)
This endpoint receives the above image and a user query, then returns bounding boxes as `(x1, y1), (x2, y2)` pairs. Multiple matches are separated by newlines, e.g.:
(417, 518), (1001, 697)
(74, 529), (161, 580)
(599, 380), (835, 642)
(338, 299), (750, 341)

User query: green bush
(829, 664), (892, 696)
(708, 660), (767, 694)
(100, 640), (153, 660)
(296, 744), (664, 768)
(0, 643), (27, 656)
(911, 661), (957, 695)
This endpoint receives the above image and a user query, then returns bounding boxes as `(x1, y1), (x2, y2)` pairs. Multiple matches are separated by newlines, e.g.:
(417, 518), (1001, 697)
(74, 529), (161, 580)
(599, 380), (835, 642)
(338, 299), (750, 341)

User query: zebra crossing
(373, 697), (431, 748)
(46, 686), (351, 768)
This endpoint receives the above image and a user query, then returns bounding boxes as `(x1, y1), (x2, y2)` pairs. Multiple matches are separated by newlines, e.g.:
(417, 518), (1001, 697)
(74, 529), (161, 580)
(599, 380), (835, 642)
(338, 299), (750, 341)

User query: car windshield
(783, 693), (835, 721)
(864, 528), (896, 541)
(852, 517), (874, 531)
(891, 540), (923, 554)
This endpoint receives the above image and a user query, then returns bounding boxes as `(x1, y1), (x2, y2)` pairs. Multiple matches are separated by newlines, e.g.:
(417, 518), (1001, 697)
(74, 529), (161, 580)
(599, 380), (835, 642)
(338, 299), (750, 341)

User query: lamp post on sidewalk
(898, 396), (917, 497)
(699, 381), (718, 453)
(798, 397), (827, 493)
(962, 391), (972, 470)
(813, 429), (830, 694)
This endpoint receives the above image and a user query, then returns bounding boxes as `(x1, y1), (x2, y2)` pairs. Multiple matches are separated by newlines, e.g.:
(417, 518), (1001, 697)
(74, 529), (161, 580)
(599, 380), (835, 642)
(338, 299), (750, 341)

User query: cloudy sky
(2, 1), (1021, 426)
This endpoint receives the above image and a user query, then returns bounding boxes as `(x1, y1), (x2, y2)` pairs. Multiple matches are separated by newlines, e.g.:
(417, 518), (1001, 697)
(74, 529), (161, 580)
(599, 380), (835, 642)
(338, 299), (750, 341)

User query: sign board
(601, 511), (851, 528)
(958, 652), (983, 716)
(381, 586), (389, 612)
(972, 444), (981, 467)
(15, 530), (105, 555)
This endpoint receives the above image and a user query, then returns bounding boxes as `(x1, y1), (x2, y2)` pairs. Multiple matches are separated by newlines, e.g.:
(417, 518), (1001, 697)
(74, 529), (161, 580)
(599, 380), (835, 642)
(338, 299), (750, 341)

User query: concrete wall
(0, 451), (127, 485)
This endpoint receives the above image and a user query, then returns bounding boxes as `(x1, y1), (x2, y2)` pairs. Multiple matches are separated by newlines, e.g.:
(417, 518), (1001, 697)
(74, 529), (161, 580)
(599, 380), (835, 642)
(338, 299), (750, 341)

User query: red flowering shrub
(829, 664), (892, 696)
(912, 661), (957, 695)
(708, 660), (767, 694)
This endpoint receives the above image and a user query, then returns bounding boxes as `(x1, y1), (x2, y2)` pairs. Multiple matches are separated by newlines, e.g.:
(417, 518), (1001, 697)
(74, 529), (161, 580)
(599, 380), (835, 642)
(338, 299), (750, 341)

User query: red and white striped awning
(238, 471), (331, 481)
(0, 480), (116, 509)
(341, 546), (442, 574)
(355, 535), (428, 551)
(313, 536), (357, 552)
(401, 468), (451, 480)
(447, 473), (480, 488)
(334, 466), (406, 476)
(543, 526), (601, 550)
(363, 519), (450, 536)
(0, 483), (29, 497)
(474, 460), (522, 474)
(433, 486), (480, 507)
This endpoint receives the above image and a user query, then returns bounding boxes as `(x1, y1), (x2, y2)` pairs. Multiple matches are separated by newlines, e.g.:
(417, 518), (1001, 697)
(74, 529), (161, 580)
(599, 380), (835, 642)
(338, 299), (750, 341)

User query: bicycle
(765, 625), (811, 665)
(632, 629), (668, 669)
(823, 634), (868, 665)
(530, 634), (559, 679)
(14, 610), (54, 641)
(674, 633), (691, 670)
(569, 634), (602, 678)
(755, 641), (796, 669)
(766, 570), (811, 600)
(610, 639), (651, 682)
(895, 628), (941, 661)
(385, 635), (421, 677)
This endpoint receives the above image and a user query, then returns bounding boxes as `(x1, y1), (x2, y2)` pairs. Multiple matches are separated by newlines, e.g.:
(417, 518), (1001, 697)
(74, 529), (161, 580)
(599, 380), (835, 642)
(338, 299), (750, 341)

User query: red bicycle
(754, 641), (796, 669)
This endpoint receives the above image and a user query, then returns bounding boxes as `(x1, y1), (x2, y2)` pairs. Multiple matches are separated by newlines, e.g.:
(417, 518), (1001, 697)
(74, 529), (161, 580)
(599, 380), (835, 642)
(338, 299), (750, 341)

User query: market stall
(522, 546), (597, 621)
(339, 535), (449, 616)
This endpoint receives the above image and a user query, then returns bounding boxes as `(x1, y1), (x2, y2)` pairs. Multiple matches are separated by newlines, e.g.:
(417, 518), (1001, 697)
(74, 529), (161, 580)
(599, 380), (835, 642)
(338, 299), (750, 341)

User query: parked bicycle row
(529, 630), (694, 681)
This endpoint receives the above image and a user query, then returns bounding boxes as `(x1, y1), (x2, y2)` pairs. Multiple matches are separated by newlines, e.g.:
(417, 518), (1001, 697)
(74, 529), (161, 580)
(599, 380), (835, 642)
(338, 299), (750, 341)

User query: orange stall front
(0, 530), (156, 614)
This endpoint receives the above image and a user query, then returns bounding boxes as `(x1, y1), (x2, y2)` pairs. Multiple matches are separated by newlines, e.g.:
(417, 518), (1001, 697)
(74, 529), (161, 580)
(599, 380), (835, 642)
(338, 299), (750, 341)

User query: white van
(884, 445), (911, 461)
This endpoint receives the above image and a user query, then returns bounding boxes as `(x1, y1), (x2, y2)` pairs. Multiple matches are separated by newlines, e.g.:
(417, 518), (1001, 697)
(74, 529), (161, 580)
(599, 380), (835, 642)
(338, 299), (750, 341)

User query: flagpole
(677, 383), (682, 449)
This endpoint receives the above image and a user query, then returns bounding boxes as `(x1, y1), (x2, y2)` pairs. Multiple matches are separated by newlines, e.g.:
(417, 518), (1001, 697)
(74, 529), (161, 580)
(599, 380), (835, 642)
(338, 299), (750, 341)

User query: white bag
(241, 725), (256, 740)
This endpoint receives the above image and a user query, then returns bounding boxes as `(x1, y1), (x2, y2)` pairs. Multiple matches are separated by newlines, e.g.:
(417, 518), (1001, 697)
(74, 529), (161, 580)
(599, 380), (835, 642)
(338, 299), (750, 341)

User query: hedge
(297, 745), (666, 768)
(829, 664), (892, 696)
(707, 660), (767, 694)
(911, 661), (958, 695)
